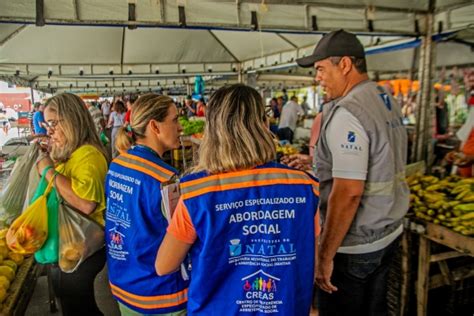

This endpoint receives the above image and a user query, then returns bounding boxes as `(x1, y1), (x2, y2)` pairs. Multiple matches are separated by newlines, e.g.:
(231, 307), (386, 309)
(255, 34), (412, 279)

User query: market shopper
(0, 109), (10, 135)
(277, 95), (304, 143)
(86, 101), (106, 134)
(276, 96), (284, 118)
(296, 29), (409, 316)
(301, 95), (310, 115)
(195, 98), (206, 117)
(184, 95), (196, 117)
(108, 100), (127, 158)
(105, 94), (188, 316)
(445, 100), (474, 176)
(156, 84), (320, 315)
(124, 94), (138, 126)
(33, 102), (47, 135)
(281, 112), (323, 172)
(102, 100), (111, 123)
(36, 93), (109, 316)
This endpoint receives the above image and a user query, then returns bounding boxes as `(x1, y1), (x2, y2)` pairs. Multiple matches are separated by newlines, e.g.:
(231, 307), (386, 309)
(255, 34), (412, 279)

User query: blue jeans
(318, 237), (401, 316)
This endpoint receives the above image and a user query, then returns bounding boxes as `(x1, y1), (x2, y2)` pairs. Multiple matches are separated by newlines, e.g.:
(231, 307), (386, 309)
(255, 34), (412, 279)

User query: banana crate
(407, 174), (474, 236)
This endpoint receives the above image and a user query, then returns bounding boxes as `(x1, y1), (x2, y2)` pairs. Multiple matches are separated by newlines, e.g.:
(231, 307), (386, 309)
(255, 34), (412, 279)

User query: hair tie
(126, 125), (134, 137)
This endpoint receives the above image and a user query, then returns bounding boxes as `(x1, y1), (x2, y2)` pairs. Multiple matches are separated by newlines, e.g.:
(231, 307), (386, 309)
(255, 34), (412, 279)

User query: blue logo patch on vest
(376, 86), (392, 111)
(347, 131), (356, 143)
(379, 93), (392, 111)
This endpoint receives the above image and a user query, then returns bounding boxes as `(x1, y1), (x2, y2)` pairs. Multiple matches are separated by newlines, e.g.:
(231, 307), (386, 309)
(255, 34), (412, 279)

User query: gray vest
(316, 80), (409, 247)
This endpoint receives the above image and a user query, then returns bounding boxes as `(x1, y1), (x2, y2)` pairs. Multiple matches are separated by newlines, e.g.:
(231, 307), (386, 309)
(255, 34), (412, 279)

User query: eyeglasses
(44, 119), (62, 129)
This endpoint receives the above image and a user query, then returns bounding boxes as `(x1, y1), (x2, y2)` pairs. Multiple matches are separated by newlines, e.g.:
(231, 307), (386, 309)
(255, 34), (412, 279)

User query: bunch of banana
(407, 173), (474, 236)
(276, 144), (299, 156)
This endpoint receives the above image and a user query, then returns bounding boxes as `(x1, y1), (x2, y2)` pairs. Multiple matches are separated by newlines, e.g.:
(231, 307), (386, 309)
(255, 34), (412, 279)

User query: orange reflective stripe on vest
(110, 283), (188, 309)
(113, 153), (174, 182)
(181, 168), (319, 200)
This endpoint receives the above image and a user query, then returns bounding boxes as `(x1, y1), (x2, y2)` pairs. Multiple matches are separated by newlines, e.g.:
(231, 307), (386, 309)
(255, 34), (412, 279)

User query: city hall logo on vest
(242, 270), (279, 300)
(347, 131), (356, 143)
(341, 131), (362, 151)
(229, 239), (295, 257)
(108, 226), (125, 250)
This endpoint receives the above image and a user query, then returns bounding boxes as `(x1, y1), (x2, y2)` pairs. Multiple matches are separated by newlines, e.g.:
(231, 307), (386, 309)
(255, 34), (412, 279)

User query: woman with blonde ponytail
(104, 94), (188, 316)
(156, 84), (320, 316)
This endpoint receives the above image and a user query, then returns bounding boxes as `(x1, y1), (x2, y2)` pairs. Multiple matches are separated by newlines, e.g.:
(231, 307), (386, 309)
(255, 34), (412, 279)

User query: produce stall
(1, 256), (41, 316)
(176, 117), (205, 170)
(407, 219), (474, 316)
(0, 144), (43, 315)
(402, 163), (474, 316)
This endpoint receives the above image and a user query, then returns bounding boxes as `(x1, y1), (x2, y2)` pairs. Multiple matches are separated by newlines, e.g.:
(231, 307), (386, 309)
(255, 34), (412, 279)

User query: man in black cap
(297, 30), (409, 316)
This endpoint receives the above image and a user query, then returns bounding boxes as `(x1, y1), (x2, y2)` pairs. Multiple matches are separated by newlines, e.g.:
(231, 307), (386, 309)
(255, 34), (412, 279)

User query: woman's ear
(148, 119), (161, 136)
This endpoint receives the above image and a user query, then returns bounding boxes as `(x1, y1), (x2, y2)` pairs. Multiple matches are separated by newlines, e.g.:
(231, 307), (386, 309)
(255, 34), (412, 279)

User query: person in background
(108, 100), (127, 158)
(468, 88), (474, 108)
(282, 88), (289, 104)
(301, 95), (310, 115)
(124, 94), (139, 126)
(86, 101), (106, 135)
(268, 97), (280, 135)
(281, 112), (323, 172)
(435, 90), (450, 137)
(296, 29), (409, 316)
(29, 103), (38, 135)
(276, 96), (284, 118)
(0, 109), (9, 135)
(196, 98), (206, 117)
(184, 95), (196, 117)
(35, 93), (108, 316)
(445, 98), (474, 177)
(101, 100), (111, 123)
(277, 95), (304, 143)
(269, 97), (280, 119)
(401, 94), (417, 125)
(432, 89), (454, 166)
(155, 84), (320, 315)
(33, 103), (47, 135)
(106, 94), (188, 316)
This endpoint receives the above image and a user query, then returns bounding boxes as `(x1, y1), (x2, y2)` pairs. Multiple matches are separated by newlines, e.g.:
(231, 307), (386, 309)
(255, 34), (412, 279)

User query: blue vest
(180, 162), (319, 315)
(105, 146), (189, 314)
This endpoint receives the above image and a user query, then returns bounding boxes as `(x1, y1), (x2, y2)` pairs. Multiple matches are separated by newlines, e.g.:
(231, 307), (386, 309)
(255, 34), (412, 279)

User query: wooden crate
(1, 257), (41, 315)
(406, 219), (474, 316)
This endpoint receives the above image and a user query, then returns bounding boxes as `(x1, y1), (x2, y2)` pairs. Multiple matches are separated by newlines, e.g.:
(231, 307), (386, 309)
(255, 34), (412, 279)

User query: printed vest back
(316, 80), (410, 247)
(105, 146), (189, 314)
(180, 162), (319, 315)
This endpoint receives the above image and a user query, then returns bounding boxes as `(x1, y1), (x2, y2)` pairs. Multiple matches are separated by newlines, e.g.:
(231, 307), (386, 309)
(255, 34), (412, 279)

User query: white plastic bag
(58, 199), (104, 273)
(0, 144), (40, 221)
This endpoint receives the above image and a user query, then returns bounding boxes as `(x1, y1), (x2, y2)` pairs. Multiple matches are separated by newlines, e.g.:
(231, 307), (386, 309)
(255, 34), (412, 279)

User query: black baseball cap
(296, 29), (365, 68)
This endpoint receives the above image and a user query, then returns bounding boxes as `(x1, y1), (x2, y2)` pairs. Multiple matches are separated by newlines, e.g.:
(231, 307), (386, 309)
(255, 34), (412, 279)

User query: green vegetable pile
(179, 117), (205, 136)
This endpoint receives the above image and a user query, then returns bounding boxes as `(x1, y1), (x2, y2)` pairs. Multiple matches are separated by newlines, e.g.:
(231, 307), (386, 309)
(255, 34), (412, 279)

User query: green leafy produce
(179, 117), (205, 136)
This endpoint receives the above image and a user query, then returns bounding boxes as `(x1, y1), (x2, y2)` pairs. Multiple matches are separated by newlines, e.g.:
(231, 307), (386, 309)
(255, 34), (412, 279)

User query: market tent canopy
(1, 0), (473, 34)
(0, 0), (473, 93)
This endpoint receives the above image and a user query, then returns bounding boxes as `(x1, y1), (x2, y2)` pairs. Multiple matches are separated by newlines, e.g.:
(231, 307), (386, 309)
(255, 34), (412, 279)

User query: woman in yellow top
(36, 93), (109, 316)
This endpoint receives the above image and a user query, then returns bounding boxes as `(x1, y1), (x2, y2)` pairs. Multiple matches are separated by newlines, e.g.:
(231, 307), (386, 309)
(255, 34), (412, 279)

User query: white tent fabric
(0, 0), (473, 93)
(1, 0), (471, 33)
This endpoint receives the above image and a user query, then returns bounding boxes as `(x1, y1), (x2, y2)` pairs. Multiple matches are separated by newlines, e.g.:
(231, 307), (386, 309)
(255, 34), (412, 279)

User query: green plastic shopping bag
(34, 168), (60, 264)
